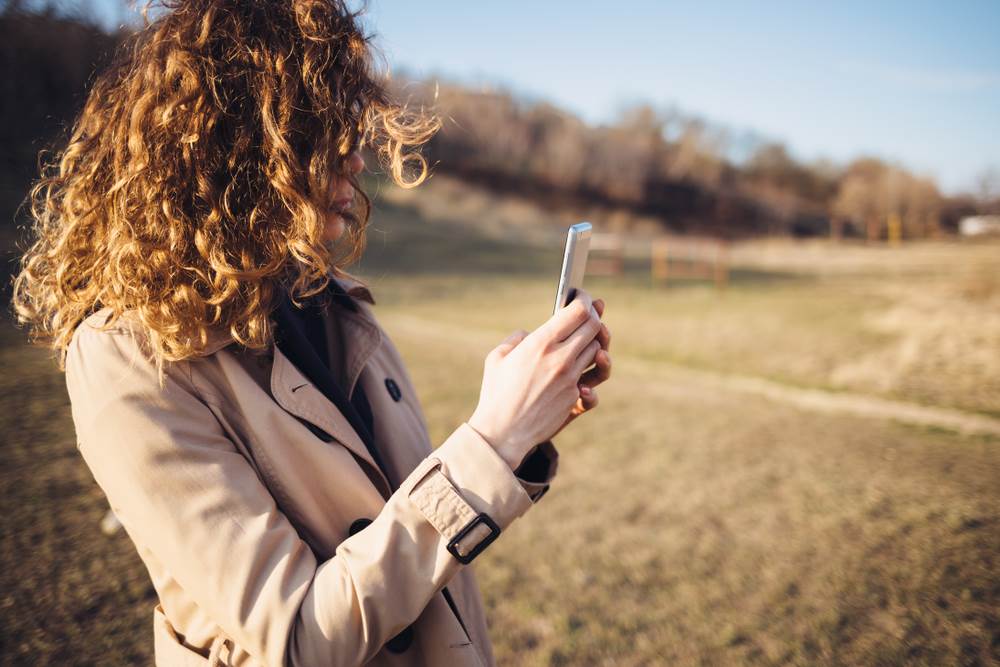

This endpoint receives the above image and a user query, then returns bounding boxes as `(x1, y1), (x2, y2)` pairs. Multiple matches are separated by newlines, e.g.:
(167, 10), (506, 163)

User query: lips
(332, 197), (353, 210)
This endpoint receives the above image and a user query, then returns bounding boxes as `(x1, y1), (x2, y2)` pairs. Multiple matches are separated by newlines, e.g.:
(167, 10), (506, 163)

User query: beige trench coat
(64, 273), (559, 666)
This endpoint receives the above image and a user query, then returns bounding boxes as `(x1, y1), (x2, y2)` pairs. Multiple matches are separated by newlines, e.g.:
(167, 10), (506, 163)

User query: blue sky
(90, 0), (1000, 194)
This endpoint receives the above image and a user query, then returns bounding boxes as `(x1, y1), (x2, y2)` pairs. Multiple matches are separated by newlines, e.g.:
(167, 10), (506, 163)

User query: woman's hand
(467, 289), (611, 470)
(550, 297), (611, 439)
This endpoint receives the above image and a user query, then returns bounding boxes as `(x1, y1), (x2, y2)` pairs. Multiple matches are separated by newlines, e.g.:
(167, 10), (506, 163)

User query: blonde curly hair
(9, 0), (440, 382)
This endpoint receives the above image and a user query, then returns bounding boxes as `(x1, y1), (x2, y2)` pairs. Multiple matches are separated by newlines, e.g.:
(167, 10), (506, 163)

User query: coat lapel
(268, 339), (392, 495)
(139, 272), (392, 495)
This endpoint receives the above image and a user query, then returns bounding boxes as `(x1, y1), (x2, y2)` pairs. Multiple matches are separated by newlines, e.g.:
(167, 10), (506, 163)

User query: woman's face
(324, 149), (366, 243)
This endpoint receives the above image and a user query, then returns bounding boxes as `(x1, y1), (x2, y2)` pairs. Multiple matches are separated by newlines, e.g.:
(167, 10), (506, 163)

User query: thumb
(496, 329), (529, 357)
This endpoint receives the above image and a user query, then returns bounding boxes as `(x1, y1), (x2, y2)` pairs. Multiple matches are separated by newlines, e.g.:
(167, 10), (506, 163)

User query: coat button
(348, 518), (372, 536)
(385, 378), (402, 402)
(385, 625), (414, 653)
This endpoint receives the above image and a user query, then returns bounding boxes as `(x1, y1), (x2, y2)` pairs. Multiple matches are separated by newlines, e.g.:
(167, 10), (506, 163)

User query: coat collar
(80, 272), (390, 495)
(82, 272), (377, 358)
(199, 272), (377, 357)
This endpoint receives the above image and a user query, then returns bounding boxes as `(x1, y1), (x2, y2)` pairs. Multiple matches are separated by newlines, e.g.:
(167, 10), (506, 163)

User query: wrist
(465, 417), (519, 471)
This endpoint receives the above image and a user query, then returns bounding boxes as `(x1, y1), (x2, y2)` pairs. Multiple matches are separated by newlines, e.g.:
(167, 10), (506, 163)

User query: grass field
(1, 186), (998, 665)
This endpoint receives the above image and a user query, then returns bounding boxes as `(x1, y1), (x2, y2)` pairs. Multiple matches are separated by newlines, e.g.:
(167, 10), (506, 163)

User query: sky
(88, 0), (1000, 194)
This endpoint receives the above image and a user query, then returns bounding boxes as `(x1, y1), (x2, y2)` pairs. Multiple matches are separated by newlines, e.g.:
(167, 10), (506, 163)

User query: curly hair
(9, 0), (440, 384)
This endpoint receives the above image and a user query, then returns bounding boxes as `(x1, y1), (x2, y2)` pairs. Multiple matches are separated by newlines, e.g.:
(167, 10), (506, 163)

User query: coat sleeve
(64, 323), (556, 667)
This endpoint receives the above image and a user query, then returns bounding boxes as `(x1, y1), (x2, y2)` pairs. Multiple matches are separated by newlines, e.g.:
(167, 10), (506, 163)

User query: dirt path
(382, 312), (1000, 438)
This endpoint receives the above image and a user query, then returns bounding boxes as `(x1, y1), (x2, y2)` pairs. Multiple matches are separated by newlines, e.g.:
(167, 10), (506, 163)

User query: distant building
(959, 215), (1000, 237)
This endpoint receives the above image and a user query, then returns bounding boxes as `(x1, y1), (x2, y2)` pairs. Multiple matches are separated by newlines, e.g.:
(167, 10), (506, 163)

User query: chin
(324, 219), (346, 243)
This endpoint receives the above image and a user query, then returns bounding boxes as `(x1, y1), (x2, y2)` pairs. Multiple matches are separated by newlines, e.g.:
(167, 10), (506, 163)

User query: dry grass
(385, 312), (998, 666)
(1, 188), (998, 665)
(0, 315), (157, 664)
(364, 184), (1000, 417)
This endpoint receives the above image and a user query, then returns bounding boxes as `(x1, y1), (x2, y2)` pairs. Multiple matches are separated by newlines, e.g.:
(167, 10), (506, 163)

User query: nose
(346, 149), (365, 175)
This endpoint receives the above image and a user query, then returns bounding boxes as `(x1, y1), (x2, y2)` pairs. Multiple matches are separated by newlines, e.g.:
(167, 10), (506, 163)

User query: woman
(10, 1), (611, 665)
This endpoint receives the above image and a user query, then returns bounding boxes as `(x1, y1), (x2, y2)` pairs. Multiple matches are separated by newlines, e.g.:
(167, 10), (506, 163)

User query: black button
(348, 518), (373, 536)
(385, 625), (414, 653)
(385, 378), (402, 402)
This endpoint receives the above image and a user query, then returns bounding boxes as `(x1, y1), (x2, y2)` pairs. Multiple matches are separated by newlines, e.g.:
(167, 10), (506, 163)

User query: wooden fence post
(715, 240), (729, 290)
(887, 212), (902, 247)
(866, 215), (881, 244)
(651, 235), (728, 291)
(651, 237), (670, 286)
(830, 216), (843, 242)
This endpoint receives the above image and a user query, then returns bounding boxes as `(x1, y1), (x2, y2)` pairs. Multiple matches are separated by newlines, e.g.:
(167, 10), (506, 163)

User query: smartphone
(552, 222), (592, 315)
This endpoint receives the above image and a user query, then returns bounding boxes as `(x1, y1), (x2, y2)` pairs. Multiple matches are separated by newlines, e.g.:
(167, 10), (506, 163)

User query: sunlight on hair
(11, 0), (442, 387)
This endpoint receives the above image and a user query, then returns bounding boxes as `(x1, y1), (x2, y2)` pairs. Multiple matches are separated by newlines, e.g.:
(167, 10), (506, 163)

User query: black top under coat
(271, 280), (387, 481)
(271, 280), (468, 649)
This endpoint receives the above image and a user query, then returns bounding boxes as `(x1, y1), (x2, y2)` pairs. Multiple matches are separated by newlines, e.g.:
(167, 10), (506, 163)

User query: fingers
(579, 348), (611, 389)
(578, 386), (599, 411)
(539, 289), (594, 342)
(549, 291), (602, 362)
(570, 338), (602, 378)
(557, 305), (602, 362)
(596, 320), (610, 352)
(577, 297), (610, 353)
(588, 298), (610, 352)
